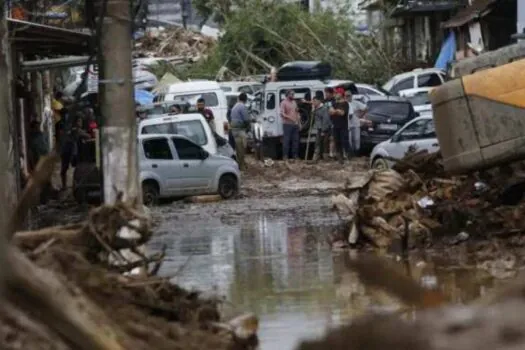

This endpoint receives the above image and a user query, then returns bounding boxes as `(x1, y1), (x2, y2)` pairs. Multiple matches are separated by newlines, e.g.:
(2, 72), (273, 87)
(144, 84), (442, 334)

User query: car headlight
(268, 116), (275, 123)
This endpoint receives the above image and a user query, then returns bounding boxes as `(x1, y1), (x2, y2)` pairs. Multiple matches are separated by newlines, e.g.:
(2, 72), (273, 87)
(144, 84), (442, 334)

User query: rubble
(331, 150), (525, 252)
(1, 156), (258, 350)
(135, 26), (216, 60)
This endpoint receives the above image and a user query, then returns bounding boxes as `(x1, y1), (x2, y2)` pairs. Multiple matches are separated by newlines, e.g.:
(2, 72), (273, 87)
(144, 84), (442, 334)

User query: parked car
(139, 134), (241, 204)
(398, 87), (433, 116)
(360, 96), (419, 153)
(382, 68), (446, 95)
(138, 113), (236, 159)
(369, 115), (438, 169)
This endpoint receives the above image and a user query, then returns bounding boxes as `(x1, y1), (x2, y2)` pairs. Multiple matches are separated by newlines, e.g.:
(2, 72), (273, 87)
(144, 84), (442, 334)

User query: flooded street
(148, 195), (503, 350)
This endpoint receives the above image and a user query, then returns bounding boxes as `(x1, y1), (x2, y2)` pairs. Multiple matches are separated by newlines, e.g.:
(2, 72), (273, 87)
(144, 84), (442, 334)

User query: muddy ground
(34, 156), (525, 275)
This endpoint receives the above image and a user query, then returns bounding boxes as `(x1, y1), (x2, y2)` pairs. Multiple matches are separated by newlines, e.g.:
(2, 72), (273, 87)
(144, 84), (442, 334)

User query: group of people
(52, 91), (98, 191)
(280, 87), (368, 164)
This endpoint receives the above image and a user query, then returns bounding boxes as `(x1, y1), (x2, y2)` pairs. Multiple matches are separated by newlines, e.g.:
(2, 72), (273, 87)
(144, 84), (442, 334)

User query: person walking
(312, 93), (331, 162)
(230, 92), (251, 170)
(328, 88), (350, 164)
(346, 91), (368, 156)
(280, 90), (300, 161)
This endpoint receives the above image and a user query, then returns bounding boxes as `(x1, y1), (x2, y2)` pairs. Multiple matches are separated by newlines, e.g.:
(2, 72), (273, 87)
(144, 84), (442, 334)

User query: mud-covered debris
(3, 198), (258, 350)
(331, 150), (525, 250)
(135, 26), (216, 59)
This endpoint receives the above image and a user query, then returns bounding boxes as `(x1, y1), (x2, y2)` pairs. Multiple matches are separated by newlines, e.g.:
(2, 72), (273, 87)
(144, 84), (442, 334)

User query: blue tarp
(135, 89), (154, 105)
(435, 31), (456, 70)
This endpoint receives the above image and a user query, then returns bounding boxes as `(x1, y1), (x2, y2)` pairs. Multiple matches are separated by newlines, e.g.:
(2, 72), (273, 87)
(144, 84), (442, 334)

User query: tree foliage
(190, 0), (400, 84)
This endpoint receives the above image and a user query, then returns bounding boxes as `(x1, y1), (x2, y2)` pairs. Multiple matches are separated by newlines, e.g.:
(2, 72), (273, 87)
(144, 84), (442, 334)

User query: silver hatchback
(139, 134), (241, 205)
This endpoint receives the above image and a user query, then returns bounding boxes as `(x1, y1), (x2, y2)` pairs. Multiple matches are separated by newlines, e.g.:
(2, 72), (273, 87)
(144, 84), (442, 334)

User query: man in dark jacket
(312, 93), (331, 162)
(329, 88), (350, 164)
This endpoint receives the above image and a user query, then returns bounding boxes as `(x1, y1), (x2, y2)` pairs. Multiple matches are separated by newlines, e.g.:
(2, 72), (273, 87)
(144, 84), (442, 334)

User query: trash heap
(332, 150), (525, 250)
(1, 156), (258, 350)
(135, 26), (216, 60)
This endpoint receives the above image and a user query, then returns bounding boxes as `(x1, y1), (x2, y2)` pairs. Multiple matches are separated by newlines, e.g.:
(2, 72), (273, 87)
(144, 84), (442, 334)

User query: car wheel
(142, 181), (159, 206)
(372, 157), (389, 170)
(218, 174), (238, 199)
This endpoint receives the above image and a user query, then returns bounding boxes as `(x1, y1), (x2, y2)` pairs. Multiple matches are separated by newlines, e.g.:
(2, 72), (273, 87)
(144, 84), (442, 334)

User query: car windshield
(141, 120), (208, 146)
(406, 92), (431, 107)
(367, 101), (412, 122)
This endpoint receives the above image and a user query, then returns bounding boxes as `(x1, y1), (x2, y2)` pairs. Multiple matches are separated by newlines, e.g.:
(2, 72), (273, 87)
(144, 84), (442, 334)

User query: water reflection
(149, 213), (499, 350)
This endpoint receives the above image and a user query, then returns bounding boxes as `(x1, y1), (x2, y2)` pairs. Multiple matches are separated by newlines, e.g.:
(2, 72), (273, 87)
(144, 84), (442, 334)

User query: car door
(387, 119), (429, 159)
(141, 137), (182, 195)
(413, 119), (439, 153)
(171, 137), (214, 193)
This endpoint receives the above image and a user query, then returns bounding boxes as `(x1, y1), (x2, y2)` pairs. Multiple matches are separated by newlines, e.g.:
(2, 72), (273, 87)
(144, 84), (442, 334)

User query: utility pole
(98, 0), (141, 205)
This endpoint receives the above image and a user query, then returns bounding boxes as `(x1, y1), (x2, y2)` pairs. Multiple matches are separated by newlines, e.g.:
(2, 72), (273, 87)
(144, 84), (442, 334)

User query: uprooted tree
(189, 0), (401, 83)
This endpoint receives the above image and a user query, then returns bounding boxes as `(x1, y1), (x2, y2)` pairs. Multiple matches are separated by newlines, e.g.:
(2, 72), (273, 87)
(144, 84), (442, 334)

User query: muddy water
(149, 207), (501, 350)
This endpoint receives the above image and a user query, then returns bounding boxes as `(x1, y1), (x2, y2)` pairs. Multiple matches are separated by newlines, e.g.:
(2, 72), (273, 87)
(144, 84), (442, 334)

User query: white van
(255, 79), (355, 158)
(153, 81), (229, 139)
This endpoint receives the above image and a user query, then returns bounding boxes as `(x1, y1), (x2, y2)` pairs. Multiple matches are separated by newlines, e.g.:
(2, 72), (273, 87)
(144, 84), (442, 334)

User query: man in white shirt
(345, 91), (368, 156)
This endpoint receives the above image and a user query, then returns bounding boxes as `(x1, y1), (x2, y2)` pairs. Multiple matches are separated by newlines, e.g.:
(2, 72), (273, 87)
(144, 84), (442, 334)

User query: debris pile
(135, 27), (216, 60)
(1, 157), (258, 350)
(331, 150), (525, 251)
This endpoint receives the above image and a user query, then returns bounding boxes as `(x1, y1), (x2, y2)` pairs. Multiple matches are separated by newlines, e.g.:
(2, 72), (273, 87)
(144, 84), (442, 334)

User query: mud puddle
(148, 204), (507, 350)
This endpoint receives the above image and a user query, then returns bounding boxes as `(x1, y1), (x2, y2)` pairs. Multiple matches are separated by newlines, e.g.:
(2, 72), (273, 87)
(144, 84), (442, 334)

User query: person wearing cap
(328, 87), (350, 164)
(280, 89), (300, 161)
(312, 93), (331, 162)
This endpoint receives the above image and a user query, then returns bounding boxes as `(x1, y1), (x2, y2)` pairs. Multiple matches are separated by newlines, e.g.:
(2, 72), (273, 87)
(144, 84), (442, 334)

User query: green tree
(189, 0), (400, 83)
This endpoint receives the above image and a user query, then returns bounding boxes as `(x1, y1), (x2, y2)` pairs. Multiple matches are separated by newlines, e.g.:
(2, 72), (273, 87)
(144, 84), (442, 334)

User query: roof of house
(441, 0), (499, 28)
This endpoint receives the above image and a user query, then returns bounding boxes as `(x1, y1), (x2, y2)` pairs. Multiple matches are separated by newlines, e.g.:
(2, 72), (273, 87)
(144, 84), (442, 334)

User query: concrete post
(98, 0), (141, 205)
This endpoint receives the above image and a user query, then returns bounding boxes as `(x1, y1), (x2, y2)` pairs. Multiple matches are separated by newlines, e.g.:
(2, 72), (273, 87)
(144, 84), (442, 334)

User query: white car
(398, 87), (433, 116)
(355, 83), (389, 97)
(139, 134), (241, 204)
(369, 115), (439, 169)
(382, 68), (446, 95)
(138, 113), (236, 160)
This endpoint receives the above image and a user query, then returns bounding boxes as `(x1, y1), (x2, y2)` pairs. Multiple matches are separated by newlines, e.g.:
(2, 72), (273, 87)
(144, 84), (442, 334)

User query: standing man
(324, 87), (337, 159)
(196, 97), (215, 132)
(346, 91), (368, 156)
(312, 93), (331, 162)
(230, 93), (251, 170)
(328, 88), (350, 164)
(280, 90), (300, 161)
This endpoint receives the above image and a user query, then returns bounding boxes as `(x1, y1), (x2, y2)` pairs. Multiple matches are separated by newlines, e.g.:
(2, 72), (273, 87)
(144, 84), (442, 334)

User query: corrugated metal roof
(8, 18), (92, 55)
(441, 0), (499, 28)
(390, 0), (462, 18)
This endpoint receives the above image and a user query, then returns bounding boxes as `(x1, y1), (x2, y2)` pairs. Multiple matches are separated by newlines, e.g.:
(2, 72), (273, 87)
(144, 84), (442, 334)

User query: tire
(218, 174), (238, 199)
(372, 157), (389, 170)
(142, 181), (159, 206)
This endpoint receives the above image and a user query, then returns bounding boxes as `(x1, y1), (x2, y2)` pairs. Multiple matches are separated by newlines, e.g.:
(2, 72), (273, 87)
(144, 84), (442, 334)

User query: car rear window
(367, 101), (412, 122)
(141, 120), (208, 146)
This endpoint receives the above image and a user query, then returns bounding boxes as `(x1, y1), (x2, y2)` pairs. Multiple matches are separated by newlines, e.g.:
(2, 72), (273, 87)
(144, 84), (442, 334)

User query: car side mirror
(200, 149), (209, 160)
(415, 112), (420, 117)
(391, 134), (401, 143)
